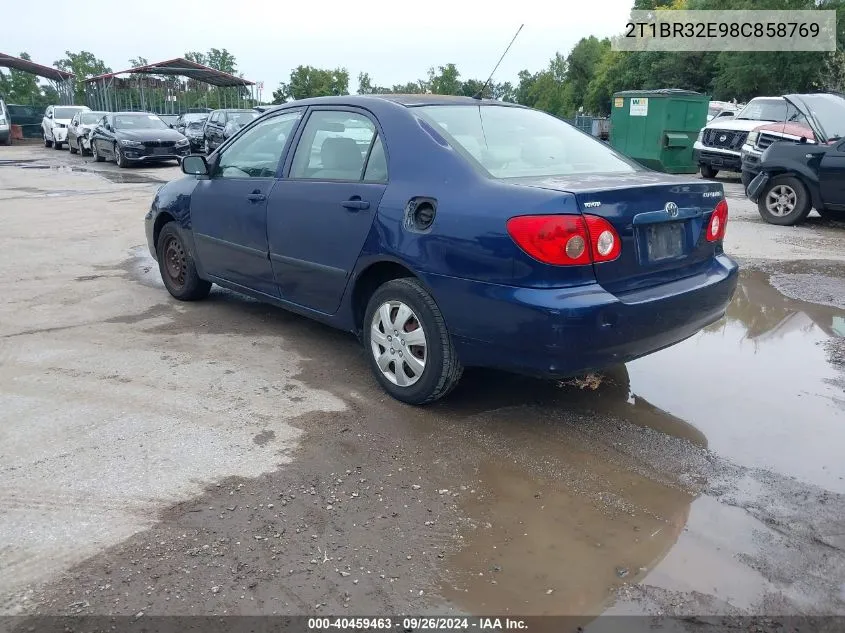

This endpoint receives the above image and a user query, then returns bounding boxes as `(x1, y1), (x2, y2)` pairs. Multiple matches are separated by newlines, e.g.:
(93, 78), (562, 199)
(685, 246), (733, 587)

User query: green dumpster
(609, 89), (709, 174)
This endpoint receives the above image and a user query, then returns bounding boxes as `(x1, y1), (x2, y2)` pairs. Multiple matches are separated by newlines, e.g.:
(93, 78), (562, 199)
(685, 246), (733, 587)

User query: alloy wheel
(765, 184), (797, 217)
(370, 300), (427, 387)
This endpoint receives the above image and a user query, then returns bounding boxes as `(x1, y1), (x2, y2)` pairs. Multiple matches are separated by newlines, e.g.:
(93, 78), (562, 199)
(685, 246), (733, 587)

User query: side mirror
(182, 155), (209, 176)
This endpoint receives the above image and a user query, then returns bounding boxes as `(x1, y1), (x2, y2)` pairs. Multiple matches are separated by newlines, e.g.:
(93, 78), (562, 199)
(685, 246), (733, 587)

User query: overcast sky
(7, 0), (633, 99)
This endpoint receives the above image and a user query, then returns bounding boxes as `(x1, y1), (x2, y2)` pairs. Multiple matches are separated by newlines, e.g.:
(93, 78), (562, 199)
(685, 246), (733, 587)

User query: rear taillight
(707, 200), (728, 242)
(506, 214), (621, 266)
(583, 215), (622, 263)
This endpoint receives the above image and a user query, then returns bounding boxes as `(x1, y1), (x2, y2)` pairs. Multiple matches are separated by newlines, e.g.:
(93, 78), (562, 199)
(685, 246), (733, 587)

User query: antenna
(473, 24), (524, 100)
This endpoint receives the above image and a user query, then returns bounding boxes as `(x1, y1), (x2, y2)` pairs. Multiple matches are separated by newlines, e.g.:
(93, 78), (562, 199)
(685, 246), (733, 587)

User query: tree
(273, 66), (349, 103)
(427, 64), (461, 95)
(357, 72), (392, 95)
(184, 51), (208, 67)
(54, 51), (111, 103)
(0, 52), (44, 105)
(561, 37), (610, 116)
(128, 57), (149, 68)
(206, 48), (237, 74)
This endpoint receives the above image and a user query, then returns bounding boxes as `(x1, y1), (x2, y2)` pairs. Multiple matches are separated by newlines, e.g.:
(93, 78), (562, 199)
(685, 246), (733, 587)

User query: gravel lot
(2, 144), (844, 628)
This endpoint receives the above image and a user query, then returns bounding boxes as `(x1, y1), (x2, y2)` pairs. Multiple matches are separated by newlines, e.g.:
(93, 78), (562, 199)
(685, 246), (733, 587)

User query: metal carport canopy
(85, 57), (254, 87)
(0, 52), (75, 82)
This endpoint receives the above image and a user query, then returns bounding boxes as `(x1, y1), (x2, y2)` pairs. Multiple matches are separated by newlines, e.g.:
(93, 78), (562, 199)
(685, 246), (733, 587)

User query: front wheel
(92, 140), (104, 162)
(114, 143), (127, 168)
(363, 278), (463, 405)
(156, 222), (212, 301)
(757, 175), (812, 226)
(69, 139), (78, 154)
(700, 164), (719, 179)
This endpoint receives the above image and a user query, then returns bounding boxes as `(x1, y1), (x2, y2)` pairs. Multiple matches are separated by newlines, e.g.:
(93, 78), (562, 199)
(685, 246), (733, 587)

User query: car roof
(270, 94), (523, 109)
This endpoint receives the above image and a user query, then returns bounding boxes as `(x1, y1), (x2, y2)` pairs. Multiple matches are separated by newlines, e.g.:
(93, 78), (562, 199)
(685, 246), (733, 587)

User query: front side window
(415, 105), (639, 179)
(80, 112), (104, 125)
(215, 110), (303, 179)
(290, 111), (377, 181)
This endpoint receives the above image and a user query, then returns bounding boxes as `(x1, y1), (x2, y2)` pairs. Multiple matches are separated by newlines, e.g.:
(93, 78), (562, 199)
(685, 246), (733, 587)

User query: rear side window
(415, 105), (638, 179)
(290, 110), (379, 181)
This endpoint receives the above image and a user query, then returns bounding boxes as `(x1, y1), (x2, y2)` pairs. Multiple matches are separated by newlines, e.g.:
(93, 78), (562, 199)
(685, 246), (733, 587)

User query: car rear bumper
(53, 128), (68, 142)
(424, 254), (739, 378)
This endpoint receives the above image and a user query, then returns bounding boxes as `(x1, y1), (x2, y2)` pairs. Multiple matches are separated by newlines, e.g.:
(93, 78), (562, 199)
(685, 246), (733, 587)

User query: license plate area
(152, 147), (169, 155)
(644, 222), (685, 262)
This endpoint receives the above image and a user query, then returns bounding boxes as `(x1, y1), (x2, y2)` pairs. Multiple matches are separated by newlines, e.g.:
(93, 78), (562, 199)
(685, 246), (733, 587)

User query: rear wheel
(700, 164), (718, 179)
(54, 139), (63, 150)
(69, 139), (78, 154)
(757, 175), (812, 226)
(156, 222), (211, 301)
(363, 278), (462, 405)
(44, 133), (53, 148)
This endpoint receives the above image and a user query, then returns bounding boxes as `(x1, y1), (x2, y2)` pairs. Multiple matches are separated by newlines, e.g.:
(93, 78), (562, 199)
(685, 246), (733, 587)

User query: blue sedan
(145, 95), (738, 405)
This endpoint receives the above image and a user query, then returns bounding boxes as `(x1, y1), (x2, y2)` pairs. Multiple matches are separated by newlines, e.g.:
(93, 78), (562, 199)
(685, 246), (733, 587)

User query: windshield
(114, 114), (169, 130)
(55, 107), (86, 120)
(229, 112), (258, 126)
(791, 94), (845, 141)
(735, 99), (794, 121)
(415, 105), (639, 179)
(80, 112), (105, 125)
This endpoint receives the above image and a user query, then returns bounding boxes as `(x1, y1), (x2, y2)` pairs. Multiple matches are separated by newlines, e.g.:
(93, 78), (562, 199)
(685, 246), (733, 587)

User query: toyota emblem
(665, 202), (679, 217)
(719, 134), (727, 142)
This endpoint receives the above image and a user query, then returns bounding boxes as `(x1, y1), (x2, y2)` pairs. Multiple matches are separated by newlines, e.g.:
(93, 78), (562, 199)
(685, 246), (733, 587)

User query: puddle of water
(442, 460), (693, 618)
(627, 269), (845, 493)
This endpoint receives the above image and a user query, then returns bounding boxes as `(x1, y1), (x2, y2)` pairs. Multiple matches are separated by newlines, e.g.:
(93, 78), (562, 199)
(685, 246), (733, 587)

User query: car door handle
(341, 199), (370, 211)
(246, 193), (266, 203)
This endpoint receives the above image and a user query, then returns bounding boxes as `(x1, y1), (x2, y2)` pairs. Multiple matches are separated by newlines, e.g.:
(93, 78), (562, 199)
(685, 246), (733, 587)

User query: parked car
(706, 101), (740, 122)
(0, 97), (10, 145)
(740, 119), (815, 189)
(158, 114), (180, 129)
(746, 93), (845, 226)
(145, 95), (738, 404)
(174, 112), (209, 151)
(42, 105), (90, 150)
(694, 96), (795, 178)
(68, 110), (109, 155)
(202, 108), (259, 153)
(90, 112), (191, 167)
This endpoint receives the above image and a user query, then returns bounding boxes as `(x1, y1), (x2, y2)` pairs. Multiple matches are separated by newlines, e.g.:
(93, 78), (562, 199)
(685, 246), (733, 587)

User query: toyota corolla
(145, 95), (738, 404)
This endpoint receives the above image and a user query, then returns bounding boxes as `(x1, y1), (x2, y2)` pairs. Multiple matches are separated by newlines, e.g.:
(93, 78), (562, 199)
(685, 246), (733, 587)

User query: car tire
(363, 278), (463, 405)
(92, 141), (104, 162)
(54, 140), (63, 150)
(204, 139), (210, 154)
(757, 175), (812, 226)
(156, 222), (212, 301)
(700, 164), (718, 179)
(114, 143), (127, 168)
(44, 133), (52, 148)
(69, 140), (78, 154)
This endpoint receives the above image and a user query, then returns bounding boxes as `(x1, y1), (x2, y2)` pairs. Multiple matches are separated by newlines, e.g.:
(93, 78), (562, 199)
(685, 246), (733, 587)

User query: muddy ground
(1, 144), (845, 630)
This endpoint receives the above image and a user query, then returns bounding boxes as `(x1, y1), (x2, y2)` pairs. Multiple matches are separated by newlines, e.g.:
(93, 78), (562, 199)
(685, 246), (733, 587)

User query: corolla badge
(665, 201), (679, 217)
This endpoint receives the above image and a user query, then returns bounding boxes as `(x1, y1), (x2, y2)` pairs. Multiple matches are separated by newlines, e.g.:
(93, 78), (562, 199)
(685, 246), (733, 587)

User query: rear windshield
(415, 105), (638, 179)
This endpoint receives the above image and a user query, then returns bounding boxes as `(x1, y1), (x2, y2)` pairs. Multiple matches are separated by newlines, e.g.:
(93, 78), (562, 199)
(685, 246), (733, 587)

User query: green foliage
(54, 50), (111, 104)
(273, 66), (350, 103)
(0, 52), (54, 106)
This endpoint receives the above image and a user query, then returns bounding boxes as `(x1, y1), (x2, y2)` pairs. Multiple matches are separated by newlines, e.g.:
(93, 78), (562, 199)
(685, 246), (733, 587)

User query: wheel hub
(370, 300), (427, 387)
(163, 237), (186, 288)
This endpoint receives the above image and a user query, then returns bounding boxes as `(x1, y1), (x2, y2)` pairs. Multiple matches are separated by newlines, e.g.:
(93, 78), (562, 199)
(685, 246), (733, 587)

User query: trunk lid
(513, 172), (725, 294)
